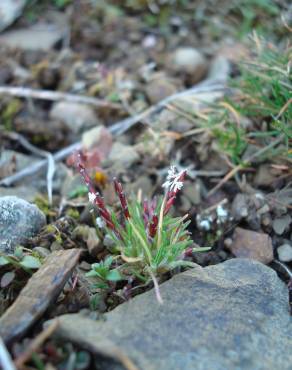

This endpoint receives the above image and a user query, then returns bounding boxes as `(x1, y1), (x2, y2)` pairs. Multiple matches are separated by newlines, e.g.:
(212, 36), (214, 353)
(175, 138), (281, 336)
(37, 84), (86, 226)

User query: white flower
(96, 217), (105, 229)
(162, 165), (186, 192)
(199, 219), (211, 231)
(88, 192), (96, 203)
(216, 204), (228, 223)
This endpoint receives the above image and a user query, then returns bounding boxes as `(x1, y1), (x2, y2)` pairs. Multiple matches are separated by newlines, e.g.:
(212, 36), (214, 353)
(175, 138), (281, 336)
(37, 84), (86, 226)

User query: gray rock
(277, 243), (292, 262)
(231, 194), (249, 220)
(86, 227), (102, 258)
(0, 0), (26, 32)
(125, 176), (152, 198)
(0, 186), (40, 203)
(0, 150), (68, 195)
(0, 23), (64, 50)
(169, 117), (193, 133)
(229, 227), (274, 264)
(273, 215), (291, 235)
(0, 149), (37, 171)
(171, 47), (205, 74)
(170, 47), (207, 84)
(50, 101), (100, 134)
(254, 164), (277, 187)
(61, 173), (85, 199)
(183, 181), (201, 205)
(145, 77), (177, 104)
(108, 142), (139, 169)
(82, 125), (112, 151)
(0, 196), (46, 254)
(48, 259), (291, 370)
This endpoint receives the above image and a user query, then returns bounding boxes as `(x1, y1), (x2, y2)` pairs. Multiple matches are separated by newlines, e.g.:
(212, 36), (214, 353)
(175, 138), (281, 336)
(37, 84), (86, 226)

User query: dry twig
(0, 142), (81, 187)
(2, 132), (55, 203)
(0, 86), (122, 109)
(0, 79), (226, 187)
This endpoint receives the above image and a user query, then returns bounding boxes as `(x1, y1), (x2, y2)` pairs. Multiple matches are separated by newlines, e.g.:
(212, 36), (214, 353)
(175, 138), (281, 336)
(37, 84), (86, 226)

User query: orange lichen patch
(94, 171), (108, 188)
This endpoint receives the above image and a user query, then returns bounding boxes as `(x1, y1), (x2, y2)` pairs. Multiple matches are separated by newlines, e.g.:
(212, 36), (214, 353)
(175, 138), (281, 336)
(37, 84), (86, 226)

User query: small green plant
(86, 256), (122, 289)
(0, 246), (42, 272)
(232, 39), (292, 154)
(233, 0), (280, 37)
(76, 155), (208, 302)
(0, 247), (42, 291)
(204, 37), (291, 165)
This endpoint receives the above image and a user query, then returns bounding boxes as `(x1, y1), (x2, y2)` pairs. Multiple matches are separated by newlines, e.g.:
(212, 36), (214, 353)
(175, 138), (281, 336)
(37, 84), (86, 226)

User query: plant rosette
(76, 154), (209, 302)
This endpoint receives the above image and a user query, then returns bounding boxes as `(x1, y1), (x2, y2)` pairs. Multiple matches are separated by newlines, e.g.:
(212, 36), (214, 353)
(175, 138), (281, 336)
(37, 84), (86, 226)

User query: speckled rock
(48, 259), (291, 370)
(0, 196), (46, 254)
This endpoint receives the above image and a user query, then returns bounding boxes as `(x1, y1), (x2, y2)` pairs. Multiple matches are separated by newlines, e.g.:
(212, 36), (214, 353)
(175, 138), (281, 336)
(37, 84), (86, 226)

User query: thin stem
(129, 220), (152, 265)
(157, 196), (166, 250)
(148, 269), (163, 304)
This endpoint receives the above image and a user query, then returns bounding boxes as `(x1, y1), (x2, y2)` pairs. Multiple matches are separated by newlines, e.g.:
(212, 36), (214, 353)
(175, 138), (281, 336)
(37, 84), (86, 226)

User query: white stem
(148, 269), (163, 304)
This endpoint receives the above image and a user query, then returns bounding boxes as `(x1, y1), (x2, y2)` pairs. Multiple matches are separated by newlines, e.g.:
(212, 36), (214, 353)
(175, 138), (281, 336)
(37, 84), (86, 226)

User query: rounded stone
(0, 196), (46, 254)
(277, 243), (292, 262)
(170, 47), (207, 83)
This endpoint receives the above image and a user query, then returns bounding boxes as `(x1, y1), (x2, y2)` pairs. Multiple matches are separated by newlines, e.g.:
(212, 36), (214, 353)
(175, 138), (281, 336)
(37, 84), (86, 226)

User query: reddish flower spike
(164, 196), (176, 216)
(113, 178), (130, 219)
(149, 214), (159, 238)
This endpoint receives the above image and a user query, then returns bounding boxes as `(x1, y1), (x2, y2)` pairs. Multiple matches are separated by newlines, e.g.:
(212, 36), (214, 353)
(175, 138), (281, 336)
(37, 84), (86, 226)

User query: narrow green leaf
(104, 256), (113, 268)
(85, 270), (100, 278)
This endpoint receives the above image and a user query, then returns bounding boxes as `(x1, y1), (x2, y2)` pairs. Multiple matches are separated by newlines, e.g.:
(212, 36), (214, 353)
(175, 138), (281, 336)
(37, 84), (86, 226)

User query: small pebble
(277, 243), (292, 262)
(257, 204), (270, 215)
(261, 215), (272, 227)
(79, 261), (91, 271)
(224, 238), (233, 248)
(272, 215), (291, 235)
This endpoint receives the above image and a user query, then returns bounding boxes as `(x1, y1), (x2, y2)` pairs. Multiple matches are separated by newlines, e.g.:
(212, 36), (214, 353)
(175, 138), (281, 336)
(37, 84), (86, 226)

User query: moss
(66, 208), (80, 220)
(1, 99), (22, 130)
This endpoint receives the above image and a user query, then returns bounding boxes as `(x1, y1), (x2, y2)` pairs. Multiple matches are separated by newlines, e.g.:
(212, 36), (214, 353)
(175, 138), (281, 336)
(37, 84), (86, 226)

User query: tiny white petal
(88, 192), (96, 203)
(96, 217), (105, 228)
(162, 166), (186, 192)
(199, 220), (211, 231)
(216, 205), (228, 218)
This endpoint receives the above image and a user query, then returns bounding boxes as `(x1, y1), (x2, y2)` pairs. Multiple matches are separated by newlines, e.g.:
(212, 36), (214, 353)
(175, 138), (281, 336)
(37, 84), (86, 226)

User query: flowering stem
(157, 196), (166, 250)
(129, 219), (152, 265)
(113, 178), (130, 219)
(148, 214), (158, 238)
(75, 153), (120, 236)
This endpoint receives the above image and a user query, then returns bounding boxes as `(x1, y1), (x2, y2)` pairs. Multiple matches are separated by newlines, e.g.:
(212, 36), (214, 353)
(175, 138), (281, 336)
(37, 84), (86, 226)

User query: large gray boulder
(0, 196), (46, 254)
(0, 0), (26, 32)
(48, 259), (292, 370)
